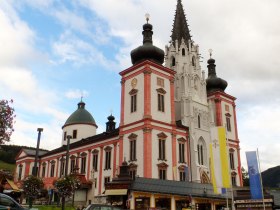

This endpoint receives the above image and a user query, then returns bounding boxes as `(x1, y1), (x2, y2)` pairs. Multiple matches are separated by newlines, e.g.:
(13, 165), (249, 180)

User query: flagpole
(257, 148), (265, 210)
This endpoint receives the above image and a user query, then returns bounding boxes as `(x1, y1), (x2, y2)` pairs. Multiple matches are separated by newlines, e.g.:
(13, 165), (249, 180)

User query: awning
(105, 189), (128, 196)
(6, 179), (20, 191)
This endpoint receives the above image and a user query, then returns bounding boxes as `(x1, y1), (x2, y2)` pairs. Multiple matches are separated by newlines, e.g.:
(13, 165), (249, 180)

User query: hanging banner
(246, 151), (262, 199)
(210, 126), (231, 194)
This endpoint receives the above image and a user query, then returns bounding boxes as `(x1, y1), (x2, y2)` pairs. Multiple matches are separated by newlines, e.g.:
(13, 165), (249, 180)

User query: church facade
(15, 0), (242, 206)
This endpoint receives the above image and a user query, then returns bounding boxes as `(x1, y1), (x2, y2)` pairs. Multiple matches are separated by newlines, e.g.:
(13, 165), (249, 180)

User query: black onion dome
(107, 114), (115, 121)
(206, 57), (228, 93)
(130, 21), (164, 65)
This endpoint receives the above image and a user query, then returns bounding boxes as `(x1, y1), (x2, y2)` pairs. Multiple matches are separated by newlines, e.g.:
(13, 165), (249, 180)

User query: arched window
(229, 148), (235, 169)
(197, 137), (206, 165)
(182, 48), (185, 56)
(172, 57), (176, 66)
(192, 56), (196, 67)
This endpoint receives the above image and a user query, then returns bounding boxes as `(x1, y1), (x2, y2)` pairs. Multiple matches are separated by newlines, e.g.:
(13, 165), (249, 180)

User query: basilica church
(15, 0), (242, 208)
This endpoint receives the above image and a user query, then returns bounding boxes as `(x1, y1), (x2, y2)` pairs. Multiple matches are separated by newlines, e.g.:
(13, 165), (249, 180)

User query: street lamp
(65, 135), (72, 176)
(33, 128), (43, 176)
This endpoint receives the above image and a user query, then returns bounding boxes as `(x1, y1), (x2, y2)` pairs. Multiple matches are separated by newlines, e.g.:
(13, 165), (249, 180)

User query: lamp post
(33, 128), (43, 176)
(91, 169), (95, 204)
(61, 135), (72, 210)
(65, 135), (72, 176)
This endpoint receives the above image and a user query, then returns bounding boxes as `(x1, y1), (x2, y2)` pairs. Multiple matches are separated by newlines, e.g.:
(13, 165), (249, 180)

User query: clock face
(131, 78), (137, 88)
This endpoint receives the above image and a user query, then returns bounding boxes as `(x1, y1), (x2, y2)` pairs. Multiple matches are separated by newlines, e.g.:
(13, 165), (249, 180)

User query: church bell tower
(165, 0), (211, 183)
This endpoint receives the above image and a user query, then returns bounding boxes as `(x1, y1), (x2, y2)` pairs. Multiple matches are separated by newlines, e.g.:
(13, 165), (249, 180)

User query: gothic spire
(171, 0), (192, 47)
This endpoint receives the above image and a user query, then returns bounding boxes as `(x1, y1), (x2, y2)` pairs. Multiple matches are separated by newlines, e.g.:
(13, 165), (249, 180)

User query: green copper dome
(62, 101), (97, 128)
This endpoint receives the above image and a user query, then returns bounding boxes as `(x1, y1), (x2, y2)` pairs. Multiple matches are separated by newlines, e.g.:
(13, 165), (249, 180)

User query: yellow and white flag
(210, 126), (231, 194)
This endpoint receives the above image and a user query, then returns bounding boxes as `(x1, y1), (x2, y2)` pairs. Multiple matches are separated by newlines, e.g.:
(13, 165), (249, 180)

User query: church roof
(171, 0), (192, 47)
(130, 177), (228, 199)
(41, 128), (119, 157)
(63, 101), (97, 128)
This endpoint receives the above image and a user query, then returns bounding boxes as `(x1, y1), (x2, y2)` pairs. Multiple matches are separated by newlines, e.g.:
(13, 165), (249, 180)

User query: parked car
(0, 193), (27, 210)
(85, 204), (124, 210)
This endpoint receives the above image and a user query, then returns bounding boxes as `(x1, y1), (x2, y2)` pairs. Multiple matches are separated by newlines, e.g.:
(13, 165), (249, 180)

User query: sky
(1, 0), (279, 171)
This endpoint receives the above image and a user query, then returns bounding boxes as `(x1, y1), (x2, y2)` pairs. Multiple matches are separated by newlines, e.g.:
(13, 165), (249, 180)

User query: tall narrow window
(129, 170), (136, 180)
(197, 144), (200, 164)
(159, 139), (166, 160)
(42, 163), (46, 178)
(104, 176), (110, 186)
(158, 132), (167, 161)
(129, 89), (138, 113)
(200, 145), (204, 165)
(130, 140), (136, 161)
(182, 48), (185, 56)
(50, 161), (55, 177)
(192, 56), (196, 67)
(73, 130), (77, 139)
(179, 171), (186, 181)
(231, 174), (237, 186)
(158, 163), (168, 180)
(197, 138), (205, 165)
(172, 57), (176, 66)
(226, 116), (231, 132)
(128, 133), (137, 161)
(229, 149), (235, 170)
(159, 169), (166, 180)
(129, 164), (137, 180)
(178, 138), (186, 163)
(158, 94), (165, 112)
(157, 88), (166, 112)
(198, 114), (201, 128)
(18, 165), (23, 181)
(80, 153), (87, 174)
(105, 147), (112, 170)
(131, 94), (137, 112)
(92, 150), (99, 172)
(70, 157), (76, 173)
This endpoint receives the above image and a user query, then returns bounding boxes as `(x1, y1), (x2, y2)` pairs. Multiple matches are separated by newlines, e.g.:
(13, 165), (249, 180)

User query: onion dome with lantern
(206, 49), (228, 93)
(130, 14), (164, 65)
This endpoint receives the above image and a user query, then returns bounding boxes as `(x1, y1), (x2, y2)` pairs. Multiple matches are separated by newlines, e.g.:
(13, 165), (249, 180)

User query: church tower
(119, 15), (189, 180)
(165, 0), (211, 183)
(206, 54), (243, 186)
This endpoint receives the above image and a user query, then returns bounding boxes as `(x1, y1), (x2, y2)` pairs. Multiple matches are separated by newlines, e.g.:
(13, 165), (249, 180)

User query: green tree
(23, 175), (44, 208)
(242, 166), (249, 186)
(54, 175), (80, 210)
(0, 99), (16, 144)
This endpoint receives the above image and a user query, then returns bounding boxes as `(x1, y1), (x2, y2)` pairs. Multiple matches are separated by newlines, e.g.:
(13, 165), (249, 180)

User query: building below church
(15, 1), (244, 209)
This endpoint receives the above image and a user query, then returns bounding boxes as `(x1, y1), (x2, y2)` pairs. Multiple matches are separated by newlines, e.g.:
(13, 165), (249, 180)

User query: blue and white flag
(246, 151), (262, 199)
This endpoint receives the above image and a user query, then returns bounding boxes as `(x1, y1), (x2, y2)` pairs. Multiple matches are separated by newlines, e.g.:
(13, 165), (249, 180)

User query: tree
(54, 175), (80, 210)
(241, 166), (249, 186)
(23, 175), (44, 208)
(0, 99), (16, 144)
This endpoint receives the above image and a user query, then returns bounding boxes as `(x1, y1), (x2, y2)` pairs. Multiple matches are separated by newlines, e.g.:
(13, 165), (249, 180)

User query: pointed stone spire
(171, 0), (192, 47)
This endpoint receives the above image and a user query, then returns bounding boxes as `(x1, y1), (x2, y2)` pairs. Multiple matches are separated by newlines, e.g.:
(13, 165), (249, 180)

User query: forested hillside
(262, 166), (280, 188)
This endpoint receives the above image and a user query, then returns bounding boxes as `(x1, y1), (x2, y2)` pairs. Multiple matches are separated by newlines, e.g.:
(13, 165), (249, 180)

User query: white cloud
(65, 89), (89, 99)
(52, 31), (117, 69)
(0, 2), (36, 66)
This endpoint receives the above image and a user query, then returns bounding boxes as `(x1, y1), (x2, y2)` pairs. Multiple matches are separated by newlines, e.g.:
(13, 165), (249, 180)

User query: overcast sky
(0, 0), (279, 171)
